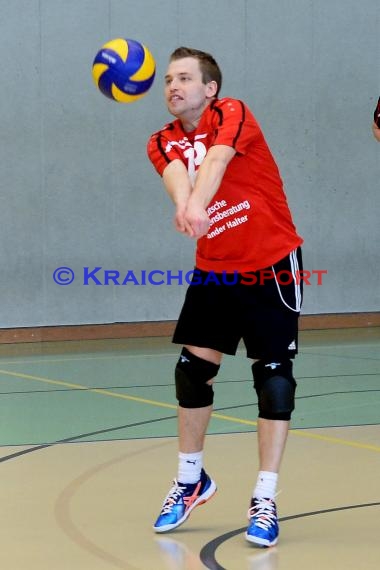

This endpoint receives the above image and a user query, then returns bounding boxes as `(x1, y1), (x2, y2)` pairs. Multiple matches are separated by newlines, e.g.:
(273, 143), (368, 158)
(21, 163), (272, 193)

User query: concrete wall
(0, 0), (379, 327)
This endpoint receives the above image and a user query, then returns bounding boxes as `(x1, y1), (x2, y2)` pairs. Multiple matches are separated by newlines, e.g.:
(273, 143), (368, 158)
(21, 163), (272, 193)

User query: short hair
(169, 47), (222, 97)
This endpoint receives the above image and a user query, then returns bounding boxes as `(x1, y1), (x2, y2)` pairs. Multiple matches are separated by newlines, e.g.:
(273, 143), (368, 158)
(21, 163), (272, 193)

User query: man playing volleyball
(147, 47), (303, 547)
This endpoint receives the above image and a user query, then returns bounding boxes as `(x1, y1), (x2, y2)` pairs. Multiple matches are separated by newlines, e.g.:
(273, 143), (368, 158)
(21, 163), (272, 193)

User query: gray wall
(0, 0), (379, 328)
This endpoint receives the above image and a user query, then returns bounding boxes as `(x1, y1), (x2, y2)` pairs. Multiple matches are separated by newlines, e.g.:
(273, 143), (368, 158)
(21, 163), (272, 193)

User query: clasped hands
(174, 200), (211, 239)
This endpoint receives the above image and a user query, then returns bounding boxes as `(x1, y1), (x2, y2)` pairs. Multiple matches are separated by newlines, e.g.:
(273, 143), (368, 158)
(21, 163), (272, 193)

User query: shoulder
(213, 96), (243, 106)
(147, 120), (182, 158)
(148, 120), (178, 143)
(209, 97), (254, 121)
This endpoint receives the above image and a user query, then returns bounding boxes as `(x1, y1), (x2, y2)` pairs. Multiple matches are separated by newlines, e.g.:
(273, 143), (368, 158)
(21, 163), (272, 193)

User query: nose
(168, 77), (180, 90)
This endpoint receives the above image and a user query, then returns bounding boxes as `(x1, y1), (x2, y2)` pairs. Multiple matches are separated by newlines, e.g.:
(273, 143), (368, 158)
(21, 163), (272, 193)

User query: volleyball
(92, 38), (156, 103)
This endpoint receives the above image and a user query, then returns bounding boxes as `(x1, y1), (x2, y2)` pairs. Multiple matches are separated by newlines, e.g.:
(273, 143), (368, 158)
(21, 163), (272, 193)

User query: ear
(206, 80), (218, 98)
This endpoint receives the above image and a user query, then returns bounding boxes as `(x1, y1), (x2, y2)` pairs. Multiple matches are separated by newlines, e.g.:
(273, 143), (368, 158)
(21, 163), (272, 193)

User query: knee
(252, 359), (297, 421)
(175, 347), (220, 408)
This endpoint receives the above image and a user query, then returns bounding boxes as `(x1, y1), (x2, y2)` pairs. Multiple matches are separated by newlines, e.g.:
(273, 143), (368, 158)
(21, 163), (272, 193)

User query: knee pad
(175, 347), (220, 408)
(252, 360), (297, 421)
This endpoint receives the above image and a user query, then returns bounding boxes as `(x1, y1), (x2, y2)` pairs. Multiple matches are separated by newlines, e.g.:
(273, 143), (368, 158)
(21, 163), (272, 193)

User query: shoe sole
(153, 480), (217, 533)
(245, 532), (278, 547)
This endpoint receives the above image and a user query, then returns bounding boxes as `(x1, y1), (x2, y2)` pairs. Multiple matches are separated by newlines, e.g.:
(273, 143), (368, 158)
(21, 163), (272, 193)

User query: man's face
(164, 57), (216, 123)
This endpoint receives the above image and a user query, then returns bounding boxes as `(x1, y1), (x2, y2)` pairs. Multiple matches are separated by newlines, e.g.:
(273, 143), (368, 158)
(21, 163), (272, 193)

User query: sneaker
(153, 469), (217, 533)
(245, 497), (279, 547)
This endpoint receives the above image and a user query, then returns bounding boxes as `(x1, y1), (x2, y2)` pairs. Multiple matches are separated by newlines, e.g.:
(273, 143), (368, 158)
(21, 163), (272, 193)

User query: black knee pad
(175, 347), (220, 408)
(252, 360), (297, 421)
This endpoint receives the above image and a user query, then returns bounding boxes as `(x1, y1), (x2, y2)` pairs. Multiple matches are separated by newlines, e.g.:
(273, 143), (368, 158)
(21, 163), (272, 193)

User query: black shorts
(173, 247), (303, 360)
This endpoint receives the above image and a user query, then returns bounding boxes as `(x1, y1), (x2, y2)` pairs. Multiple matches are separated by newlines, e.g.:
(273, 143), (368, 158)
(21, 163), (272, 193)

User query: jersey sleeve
(211, 98), (262, 155)
(147, 126), (183, 176)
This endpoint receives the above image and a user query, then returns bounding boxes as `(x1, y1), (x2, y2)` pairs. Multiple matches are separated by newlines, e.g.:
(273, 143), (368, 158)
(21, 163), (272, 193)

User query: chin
(168, 107), (183, 118)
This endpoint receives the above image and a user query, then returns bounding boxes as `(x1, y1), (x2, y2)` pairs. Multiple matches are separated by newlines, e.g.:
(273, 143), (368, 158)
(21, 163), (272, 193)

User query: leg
(253, 358), (296, 474)
(257, 418), (289, 473)
(252, 359), (296, 473)
(178, 406), (213, 453)
(244, 248), (303, 546)
(246, 358), (297, 547)
(178, 345), (222, 453)
(153, 345), (222, 533)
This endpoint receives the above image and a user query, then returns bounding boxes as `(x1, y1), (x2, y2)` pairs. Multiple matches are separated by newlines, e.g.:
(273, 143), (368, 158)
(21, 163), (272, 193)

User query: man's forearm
(162, 159), (193, 206)
(188, 145), (235, 208)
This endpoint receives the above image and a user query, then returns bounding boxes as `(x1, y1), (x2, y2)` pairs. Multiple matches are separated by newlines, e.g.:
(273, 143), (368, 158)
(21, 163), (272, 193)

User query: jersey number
(184, 141), (207, 183)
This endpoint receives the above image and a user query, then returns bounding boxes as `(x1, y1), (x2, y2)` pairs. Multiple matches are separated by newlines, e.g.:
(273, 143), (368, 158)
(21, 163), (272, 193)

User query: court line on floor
(0, 352), (178, 366)
(0, 368), (175, 410)
(2, 377), (380, 395)
(0, 415), (178, 463)
(1, 367), (380, 454)
(1, 345), (379, 367)
(54, 440), (172, 570)
(200, 501), (380, 570)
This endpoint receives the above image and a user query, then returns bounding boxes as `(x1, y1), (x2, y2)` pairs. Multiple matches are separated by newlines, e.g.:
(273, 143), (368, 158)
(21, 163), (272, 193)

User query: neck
(181, 116), (200, 132)
(178, 99), (213, 132)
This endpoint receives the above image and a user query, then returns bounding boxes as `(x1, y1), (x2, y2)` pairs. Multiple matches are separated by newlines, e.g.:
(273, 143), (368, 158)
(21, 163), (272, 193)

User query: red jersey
(147, 97), (303, 272)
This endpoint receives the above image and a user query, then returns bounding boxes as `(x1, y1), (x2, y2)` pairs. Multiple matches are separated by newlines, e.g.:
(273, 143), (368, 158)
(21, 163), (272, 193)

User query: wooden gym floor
(0, 327), (379, 569)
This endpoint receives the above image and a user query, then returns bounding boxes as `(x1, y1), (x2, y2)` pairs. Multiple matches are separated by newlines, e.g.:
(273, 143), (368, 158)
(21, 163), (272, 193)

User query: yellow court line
(1, 368), (380, 453)
(208, 413), (380, 453)
(212, 412), (258, 426)
(0, 369), (177, 411)
(287, 429), (380, 453)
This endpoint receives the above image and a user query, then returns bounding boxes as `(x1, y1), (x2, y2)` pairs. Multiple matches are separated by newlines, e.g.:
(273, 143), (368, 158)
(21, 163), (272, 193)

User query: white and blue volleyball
(92, 38), (156, 103)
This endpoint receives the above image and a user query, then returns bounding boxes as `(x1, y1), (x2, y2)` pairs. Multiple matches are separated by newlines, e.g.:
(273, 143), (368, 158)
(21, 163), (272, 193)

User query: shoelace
(248, 498), (277, 531)
(160, 480), (187, 514)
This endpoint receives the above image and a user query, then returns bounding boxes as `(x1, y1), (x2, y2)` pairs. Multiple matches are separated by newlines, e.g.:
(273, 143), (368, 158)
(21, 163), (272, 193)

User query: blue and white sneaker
(245, 497), (279, 547)
(153, 469), (217, 533)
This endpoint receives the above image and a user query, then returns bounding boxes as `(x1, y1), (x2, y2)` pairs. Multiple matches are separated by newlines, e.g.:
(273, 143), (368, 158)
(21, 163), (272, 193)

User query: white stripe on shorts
(271, 248), (302, 313)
